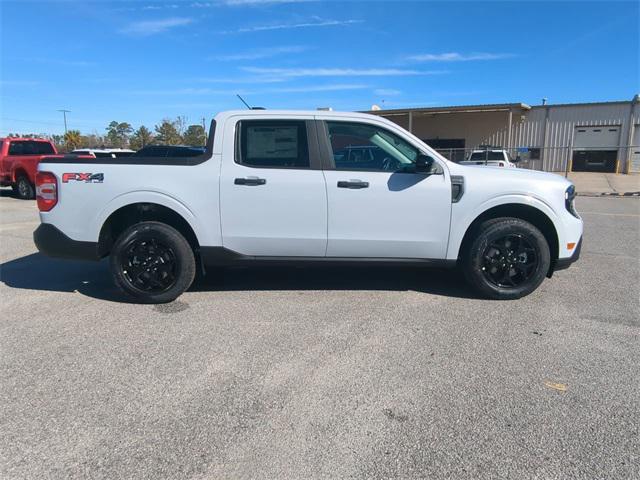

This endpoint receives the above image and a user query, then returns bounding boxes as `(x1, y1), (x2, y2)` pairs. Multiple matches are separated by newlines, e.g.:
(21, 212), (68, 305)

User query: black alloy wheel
(481, 234), (538, 288)
(120, 238), (177, 293)
(110, 221), (196, 303)
(462, 217), (551, 300)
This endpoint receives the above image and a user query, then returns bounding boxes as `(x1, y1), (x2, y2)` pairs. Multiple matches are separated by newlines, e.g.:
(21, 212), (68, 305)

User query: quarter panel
(38, 159), (222, 246)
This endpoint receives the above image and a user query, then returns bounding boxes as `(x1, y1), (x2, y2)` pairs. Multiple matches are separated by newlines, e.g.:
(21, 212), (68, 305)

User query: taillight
(36, 171), (58, 211)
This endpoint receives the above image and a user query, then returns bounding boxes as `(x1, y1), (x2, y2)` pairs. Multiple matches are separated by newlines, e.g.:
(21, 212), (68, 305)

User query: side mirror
(415, 154), (435, 173)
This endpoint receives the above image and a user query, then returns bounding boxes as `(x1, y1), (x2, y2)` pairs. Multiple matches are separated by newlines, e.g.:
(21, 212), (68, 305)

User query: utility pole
(57, 109), (71, 134)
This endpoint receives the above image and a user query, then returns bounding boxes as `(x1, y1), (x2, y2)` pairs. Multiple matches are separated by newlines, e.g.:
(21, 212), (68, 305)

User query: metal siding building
(368, 96), (640, 173)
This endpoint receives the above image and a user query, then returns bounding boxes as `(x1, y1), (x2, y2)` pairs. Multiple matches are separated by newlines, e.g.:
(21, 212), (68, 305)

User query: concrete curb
(577, 192), (640, 197)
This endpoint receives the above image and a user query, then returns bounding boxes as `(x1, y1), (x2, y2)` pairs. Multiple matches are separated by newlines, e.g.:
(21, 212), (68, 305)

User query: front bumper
(554, 236), (582, 272)
(33, 223), (100, 261)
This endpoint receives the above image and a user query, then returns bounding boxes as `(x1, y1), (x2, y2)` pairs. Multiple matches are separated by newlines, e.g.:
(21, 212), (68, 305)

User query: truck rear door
(219, 117), (327, 256)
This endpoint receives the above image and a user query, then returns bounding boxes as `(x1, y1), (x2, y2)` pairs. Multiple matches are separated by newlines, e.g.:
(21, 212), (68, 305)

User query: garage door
(630, 124), (640, 173)
(572, 126), (620, 172)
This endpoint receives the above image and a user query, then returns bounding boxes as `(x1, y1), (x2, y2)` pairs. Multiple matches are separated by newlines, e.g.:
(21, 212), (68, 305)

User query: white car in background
(460, 147), (518, 168)
(71, 148), (135, 158)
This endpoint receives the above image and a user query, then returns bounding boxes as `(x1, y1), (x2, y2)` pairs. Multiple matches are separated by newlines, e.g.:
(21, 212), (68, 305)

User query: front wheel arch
(457, 204), (559, 274)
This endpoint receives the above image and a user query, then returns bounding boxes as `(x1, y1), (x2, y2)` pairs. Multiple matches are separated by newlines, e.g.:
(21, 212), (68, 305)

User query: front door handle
(337, 180), (369, 189)
(235, 177), (266, 186)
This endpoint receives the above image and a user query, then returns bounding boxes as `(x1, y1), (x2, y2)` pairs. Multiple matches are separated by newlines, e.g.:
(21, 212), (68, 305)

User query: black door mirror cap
(415, 153), (436, 173)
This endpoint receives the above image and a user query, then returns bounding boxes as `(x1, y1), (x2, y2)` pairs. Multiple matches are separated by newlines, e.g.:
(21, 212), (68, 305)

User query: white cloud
(33, 58), (96, 67)
(130, 83), (368, 95)
(270, 84), (368, 93)
(0, 80), (39, 86)
(377, 100), (438, 108)
(193, 76), (287, 83)
(374, 88), (401, 96)
(211, 45), (308, 61)
(406, 52), (515, 62)
(223, 0), (312, 5)
(220, 18), (362, 34)
(242, 67), (446, 77)
(120, 17), (194, 36)
(133, 87), (244, 95)
(142, 4), (179, 10)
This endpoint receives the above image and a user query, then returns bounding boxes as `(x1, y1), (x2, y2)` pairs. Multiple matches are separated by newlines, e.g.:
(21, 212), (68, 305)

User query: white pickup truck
(34, 110), (583, 303)
(459, 148), (518, 168)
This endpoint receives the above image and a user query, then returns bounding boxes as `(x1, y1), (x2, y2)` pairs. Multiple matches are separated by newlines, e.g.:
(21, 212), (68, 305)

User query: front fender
(446, 194), (562, 260)
(92, 190), (204, 245)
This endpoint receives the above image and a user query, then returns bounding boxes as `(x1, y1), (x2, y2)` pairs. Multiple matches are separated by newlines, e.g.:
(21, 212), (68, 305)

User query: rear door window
(237, 120), (310, 169)
(31, 141), (55, 154)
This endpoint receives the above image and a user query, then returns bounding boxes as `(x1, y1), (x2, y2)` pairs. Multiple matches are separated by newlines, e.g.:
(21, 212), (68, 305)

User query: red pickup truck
(0, 138), (58, 199)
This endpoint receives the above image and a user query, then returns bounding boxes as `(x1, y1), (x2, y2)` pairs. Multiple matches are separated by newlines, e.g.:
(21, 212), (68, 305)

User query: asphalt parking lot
(1, 191), (638, 479)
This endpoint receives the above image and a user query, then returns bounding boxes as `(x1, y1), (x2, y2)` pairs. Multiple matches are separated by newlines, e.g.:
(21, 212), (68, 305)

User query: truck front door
(319, 119), (452, 259)
(219, 117), (327, 257)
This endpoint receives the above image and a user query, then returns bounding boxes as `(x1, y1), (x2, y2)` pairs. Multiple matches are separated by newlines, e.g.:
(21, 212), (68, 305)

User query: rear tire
(462, 217), (550, 300)
(14, 174), (35, 200)
(109, 221), (196, 304)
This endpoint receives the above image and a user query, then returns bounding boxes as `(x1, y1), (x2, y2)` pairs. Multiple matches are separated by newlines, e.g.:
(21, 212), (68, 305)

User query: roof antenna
(236, 94), (251, 109)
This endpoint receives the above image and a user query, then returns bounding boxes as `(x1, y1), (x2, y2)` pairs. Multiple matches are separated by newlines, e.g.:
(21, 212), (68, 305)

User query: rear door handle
(235, 177), (266, 186)
(337, 180), (369, 189)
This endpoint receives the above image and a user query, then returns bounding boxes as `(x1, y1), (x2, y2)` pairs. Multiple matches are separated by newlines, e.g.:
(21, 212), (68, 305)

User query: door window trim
(234, 119), (323, 170)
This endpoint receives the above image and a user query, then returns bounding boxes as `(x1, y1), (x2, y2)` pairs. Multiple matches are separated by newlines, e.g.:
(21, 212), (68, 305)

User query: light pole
(57, 109), (70, 134)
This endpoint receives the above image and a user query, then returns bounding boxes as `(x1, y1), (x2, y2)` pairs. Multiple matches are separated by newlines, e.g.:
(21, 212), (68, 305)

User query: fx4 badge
(62, 173), (104, 183)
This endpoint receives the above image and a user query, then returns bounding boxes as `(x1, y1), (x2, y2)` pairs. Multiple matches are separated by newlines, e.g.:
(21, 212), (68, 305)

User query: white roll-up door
(630, 125), (640, 173)
(574, 126), (620, 149)
(572, 126), (620, 172)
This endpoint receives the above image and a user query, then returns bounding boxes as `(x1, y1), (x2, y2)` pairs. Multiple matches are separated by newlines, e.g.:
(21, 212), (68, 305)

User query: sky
(0, 0), (638, 136)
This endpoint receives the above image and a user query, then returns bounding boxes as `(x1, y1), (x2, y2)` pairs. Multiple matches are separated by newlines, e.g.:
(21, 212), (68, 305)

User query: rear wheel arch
(458, 203), (559, 268)
(12, 167), (29, 183)
(98, 203), (200, 258)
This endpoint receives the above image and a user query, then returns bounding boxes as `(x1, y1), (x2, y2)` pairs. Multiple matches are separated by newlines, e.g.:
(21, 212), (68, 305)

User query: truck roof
(0, 137), (53, 142)
(214, 109), (386, 121)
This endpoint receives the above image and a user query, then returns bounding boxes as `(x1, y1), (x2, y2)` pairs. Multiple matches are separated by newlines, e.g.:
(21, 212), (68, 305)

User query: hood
(449, 162), (571, 187)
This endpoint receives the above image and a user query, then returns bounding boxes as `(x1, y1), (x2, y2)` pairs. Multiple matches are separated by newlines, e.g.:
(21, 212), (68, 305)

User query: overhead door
(630, 124), (640, 173)
(572, 126), (620, 172)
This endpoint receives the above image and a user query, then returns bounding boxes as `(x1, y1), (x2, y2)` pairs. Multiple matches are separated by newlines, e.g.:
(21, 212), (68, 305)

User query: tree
(129, 126), (154, 150)
(64, 130), (82, 151)
(182, 124), (206, 146)
(105, 121), (133, 148)
(80, 133), (106, 148)
(154, 118), (183, 145)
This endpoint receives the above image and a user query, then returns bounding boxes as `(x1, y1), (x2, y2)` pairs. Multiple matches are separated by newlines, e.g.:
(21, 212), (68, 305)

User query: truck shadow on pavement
(0, 254), (125, 302)
(0, 253), (479, 302)
(0, 188), (19, 198)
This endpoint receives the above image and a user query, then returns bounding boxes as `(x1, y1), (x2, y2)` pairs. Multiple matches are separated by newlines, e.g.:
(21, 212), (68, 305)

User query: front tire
(109, 221), (196, 304)
(14, 174), (35, 199)
(462, 217), (551, 300)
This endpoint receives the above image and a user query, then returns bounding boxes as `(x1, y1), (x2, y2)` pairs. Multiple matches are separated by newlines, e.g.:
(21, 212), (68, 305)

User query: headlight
(565, 184), (579, 218)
